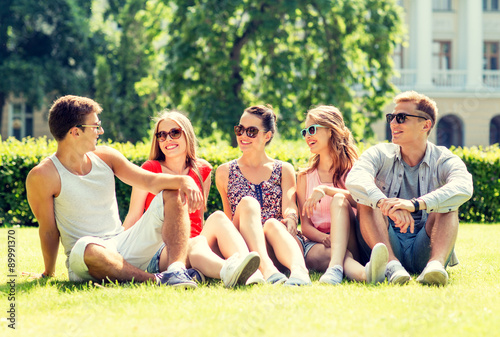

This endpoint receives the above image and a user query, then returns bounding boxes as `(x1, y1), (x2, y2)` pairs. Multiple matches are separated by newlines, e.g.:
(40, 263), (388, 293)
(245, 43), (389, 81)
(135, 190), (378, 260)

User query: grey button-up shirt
(346, 142), (473, 216)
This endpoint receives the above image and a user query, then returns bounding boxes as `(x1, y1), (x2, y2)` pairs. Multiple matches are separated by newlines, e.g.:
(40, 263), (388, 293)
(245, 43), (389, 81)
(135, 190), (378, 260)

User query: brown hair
(394, 90), (438, 133)
(150, 110), (206, 206)
(242, 104), (277, 145)
(300, 105), (359, 189)
(48, 95), (102, 141)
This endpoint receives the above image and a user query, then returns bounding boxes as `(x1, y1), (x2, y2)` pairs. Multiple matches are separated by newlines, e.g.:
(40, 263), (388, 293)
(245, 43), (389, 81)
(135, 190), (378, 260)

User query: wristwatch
(411, 198), (420, 213)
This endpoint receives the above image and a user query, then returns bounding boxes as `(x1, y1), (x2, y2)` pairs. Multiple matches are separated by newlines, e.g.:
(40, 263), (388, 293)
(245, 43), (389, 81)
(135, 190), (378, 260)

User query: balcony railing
(432, 70), (467, 88)
(392, 69), (500, 89)
(484, 70), (500, 88)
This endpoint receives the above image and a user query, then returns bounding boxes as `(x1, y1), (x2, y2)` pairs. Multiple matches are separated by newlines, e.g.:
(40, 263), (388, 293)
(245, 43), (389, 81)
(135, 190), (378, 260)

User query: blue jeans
(357, 216), (452, 274)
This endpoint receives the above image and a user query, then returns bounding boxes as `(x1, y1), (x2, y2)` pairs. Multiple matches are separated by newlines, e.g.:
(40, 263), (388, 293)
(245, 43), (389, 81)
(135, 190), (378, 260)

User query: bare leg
(161, 190), (191, 267)
(263, 219), (307, 272)
(426, 211), (459, 265)
(200, 211), (250, 258)
(343, 250), (366, 282)
(186, 236), (224, 279)
(328, 194), (352, 267)
(84, 244), (155, 283)
(233, 196), (280, 279)
(358, 204), (398, 262)
(305, 244), (330, 272)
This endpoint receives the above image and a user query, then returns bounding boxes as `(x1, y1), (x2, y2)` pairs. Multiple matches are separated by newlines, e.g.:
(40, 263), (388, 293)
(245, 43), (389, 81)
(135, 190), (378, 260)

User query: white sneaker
(365, 243), (389, 284)
(285, 266), (312, 286)
(220, 252), (260, 288)
(417, 260), (448, 286)
(245, 270), (266, 285)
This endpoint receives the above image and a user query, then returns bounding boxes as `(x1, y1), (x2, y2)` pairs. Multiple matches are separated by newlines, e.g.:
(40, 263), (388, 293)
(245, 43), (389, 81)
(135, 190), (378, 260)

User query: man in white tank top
(26, 95), (204, 287)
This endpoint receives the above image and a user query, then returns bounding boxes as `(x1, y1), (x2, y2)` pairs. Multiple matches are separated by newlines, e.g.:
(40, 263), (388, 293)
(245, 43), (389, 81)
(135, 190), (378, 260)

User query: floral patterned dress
(227, 159), (283, 225)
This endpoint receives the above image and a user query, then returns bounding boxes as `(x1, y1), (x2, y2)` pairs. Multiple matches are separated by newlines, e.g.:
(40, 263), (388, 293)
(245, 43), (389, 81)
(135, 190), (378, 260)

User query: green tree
(159, 0), (404, 144)
(93, 0), (166, 142)
(0, 0), (95, 126)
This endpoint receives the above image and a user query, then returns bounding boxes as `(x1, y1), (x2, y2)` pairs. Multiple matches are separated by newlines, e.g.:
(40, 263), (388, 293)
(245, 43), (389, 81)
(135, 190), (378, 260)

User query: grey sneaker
(416, 260), (448, 286)
(156, 269), (197, 289)
(266, 272), (288, 285)
(220, 252), (260, 288)
(365, 243), (389, 284)
(385, 263), (411, 285)
(319, 266), (343, 285)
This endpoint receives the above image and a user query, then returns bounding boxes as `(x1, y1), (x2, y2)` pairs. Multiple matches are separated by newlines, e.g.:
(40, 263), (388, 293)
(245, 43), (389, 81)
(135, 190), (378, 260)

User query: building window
(490, 115), (500, 145)
(437, 115), (463, 148)
(483, 0), (499, 11)
(393, 43), (404, 69)
(9, 103), (33, 140)
(484, 42), (499, 70)
(433, 0), (452, 11)
(433, 41), (452, 70)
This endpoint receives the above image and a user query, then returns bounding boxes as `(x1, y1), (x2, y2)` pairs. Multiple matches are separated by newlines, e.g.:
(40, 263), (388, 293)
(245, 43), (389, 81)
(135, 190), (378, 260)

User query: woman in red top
(123, 111), (260, 287)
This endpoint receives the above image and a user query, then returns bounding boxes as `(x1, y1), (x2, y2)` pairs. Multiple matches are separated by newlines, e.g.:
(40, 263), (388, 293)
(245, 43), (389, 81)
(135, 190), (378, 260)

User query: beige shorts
(68, 192), (165, 282)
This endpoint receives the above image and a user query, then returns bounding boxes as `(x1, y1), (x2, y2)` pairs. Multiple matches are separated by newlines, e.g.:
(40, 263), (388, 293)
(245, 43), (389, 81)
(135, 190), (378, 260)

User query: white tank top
(50, 152), (123, 267)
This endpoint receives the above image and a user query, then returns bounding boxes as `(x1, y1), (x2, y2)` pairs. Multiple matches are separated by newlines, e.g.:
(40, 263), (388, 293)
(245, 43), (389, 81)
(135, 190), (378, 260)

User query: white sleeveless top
(50, 152), (123, 267)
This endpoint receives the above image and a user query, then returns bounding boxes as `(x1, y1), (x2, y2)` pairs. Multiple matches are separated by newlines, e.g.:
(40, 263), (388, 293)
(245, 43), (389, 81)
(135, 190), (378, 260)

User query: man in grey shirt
(346, 91), (473, 286)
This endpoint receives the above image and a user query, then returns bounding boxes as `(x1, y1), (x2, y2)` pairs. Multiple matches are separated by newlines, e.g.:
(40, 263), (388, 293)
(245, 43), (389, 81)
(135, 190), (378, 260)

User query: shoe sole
(390, 273), (411, 285)
(419, 270), (448, 286)
(367, 243), (389, 284)
(225, 252), (261, 288)
(170, 282), (198, 289)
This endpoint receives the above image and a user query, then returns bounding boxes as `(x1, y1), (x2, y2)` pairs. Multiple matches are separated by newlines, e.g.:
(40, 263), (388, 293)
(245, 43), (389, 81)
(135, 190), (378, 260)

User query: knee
(331, 193), (348, 208)
(263, 219), (284, 237)
(206, 210), (229, 224)
(188, 235), (208, 252)
(238, 196), (261, 216)
(162, 189), (182, 205)
(306, 249), (330, 272)
(83, 243), (107, 267)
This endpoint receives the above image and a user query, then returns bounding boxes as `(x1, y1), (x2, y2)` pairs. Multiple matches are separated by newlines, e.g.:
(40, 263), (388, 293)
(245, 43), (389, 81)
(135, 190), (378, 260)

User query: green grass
(1, 225), (499, 337)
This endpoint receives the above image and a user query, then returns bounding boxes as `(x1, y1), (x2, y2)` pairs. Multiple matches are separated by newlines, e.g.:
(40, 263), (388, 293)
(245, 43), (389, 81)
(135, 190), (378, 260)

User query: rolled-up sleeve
(420, 155), (473, 213)
(346, 146), (387, 208)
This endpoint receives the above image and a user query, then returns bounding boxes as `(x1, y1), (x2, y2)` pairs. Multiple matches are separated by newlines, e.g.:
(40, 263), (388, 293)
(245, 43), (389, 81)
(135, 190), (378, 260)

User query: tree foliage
(0, 0), (95, 118)
(159, 0), (404, 143)
(93, 0), (165, 143)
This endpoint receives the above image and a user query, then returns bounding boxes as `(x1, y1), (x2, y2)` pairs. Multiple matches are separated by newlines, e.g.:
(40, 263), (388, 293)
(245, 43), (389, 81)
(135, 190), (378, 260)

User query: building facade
(373, 0), (500, 147)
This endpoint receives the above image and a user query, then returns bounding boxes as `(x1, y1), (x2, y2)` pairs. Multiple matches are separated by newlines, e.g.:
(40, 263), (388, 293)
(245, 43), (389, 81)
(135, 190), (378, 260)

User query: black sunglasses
(386, 113), (428, 124)
(234, 125), (261, 138)
(301, 124), (326, 138)
(155, 128), (183, 141)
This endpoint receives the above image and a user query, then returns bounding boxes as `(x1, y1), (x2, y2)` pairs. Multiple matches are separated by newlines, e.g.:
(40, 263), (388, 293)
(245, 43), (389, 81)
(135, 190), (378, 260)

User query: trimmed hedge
(1, 137), (498, 226)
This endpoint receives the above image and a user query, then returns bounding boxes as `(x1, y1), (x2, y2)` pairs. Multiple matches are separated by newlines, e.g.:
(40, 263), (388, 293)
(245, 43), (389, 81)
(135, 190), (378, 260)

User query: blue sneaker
(156, 269), (197, 289)
(187, 268), (205, 283)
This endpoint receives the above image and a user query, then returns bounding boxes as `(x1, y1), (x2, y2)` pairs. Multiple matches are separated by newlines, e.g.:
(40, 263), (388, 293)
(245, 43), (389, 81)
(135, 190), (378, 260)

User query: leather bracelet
(411, 198), (420, 213)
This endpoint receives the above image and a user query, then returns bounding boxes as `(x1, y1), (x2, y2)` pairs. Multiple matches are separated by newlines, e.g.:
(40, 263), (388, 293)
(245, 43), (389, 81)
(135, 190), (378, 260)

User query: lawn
(1, 225), (499, 337)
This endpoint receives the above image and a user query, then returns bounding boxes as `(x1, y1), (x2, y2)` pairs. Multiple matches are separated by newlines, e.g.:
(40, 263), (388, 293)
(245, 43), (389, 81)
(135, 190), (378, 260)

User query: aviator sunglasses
(386, 113), (428, 124)
(234, 124), (262, 138)
(301, 124), (326, 138)
(155, 128), (183, 142)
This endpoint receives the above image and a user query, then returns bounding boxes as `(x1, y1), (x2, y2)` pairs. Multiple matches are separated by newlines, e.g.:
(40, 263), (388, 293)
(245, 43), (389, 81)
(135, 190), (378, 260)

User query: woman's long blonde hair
(301, 105), (359, 189)
(149, 110), (205, 204)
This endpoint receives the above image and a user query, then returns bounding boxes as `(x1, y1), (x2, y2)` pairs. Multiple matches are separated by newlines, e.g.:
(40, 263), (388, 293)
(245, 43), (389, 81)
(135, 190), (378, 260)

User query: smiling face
(236, 112), (270, 152)
(157, 119), (187, 160)
(390, 101), (430, 146)
(303, 115), (330, 155)
(79, 112), (104, 152)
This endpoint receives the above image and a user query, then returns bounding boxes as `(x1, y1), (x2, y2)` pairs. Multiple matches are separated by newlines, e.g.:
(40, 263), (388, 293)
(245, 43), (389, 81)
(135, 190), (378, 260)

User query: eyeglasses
(386, 113), (428, 124)
(301, 124), (326, 138)
(156, 128), (183, 142)
(76, 121), (102, 131)
(234, 125), (262, 138)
